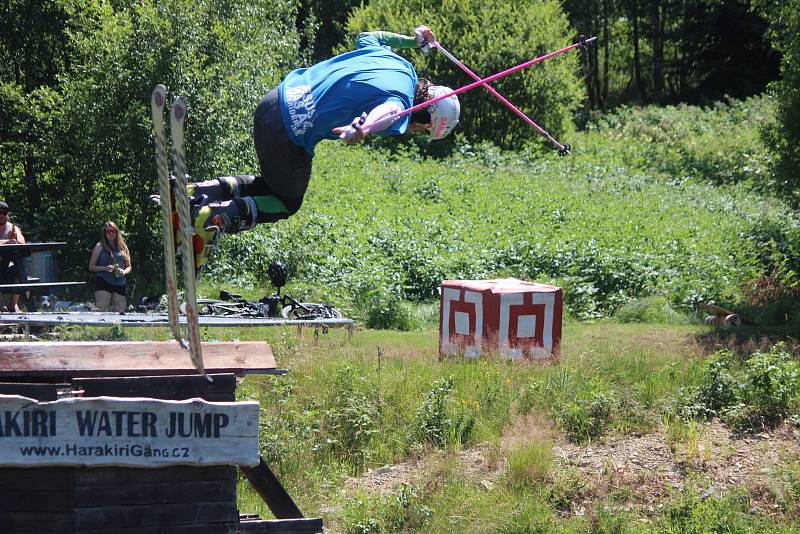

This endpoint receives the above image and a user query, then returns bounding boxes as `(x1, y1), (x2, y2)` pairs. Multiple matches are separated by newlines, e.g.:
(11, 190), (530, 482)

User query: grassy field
(96, 317), (798, 533)
(209, 320), (800, 533)
(51, 96), (800, 532)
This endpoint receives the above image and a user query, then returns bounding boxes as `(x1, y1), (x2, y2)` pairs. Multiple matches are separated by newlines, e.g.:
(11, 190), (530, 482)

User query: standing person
(0, 201), (29, 312)
(88, 221), (132, 312)
(169, 25), (460, 272)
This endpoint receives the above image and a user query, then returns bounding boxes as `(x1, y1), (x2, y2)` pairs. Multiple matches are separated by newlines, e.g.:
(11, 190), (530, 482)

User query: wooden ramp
(0, 341), (282, 377)
(0, 372), (320, 533)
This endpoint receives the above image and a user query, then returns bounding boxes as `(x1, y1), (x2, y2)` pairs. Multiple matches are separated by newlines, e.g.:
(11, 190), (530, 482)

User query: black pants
(0, 253), (28, 285)
(250, 88), (311, 221)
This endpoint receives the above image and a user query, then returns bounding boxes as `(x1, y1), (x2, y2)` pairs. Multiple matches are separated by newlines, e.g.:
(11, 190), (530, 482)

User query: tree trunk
(602, 0), (610, 105)
(651, 0), (665, 101)
(631, 0), (647, 101)
(23, 150), (41, 213)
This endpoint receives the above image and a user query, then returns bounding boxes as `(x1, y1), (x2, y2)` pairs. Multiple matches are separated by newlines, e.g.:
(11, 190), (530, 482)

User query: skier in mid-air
(169, 25), (460, 272)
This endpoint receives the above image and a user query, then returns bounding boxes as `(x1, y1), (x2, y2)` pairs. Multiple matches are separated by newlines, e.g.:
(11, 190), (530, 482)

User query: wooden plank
(0, 467), (74, 489)
(239, 518), (324, 533)
(74, 501), (239, 529)
(74, 479), (235, 507)
(0, 489), (74, 512)
(0, 341), (276, 376)
(75, 465), (235, 485)
(74, 374), (236, 401)
(0, 242), (67, 254)
(0, 312), (351, 330)
(76, 524), (238, 534)
(0, 511), (73, 532)
(0, 382), (68, 401)
(240, 457), (304, 520)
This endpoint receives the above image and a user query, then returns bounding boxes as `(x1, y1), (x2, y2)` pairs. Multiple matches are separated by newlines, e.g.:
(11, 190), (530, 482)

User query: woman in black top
(88, 221), (132, 312)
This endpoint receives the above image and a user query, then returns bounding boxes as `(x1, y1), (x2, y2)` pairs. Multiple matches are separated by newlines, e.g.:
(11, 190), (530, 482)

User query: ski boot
(151, 175), (243, 246)
(187, 196), (257, 278)
(151, 175), (240, 211)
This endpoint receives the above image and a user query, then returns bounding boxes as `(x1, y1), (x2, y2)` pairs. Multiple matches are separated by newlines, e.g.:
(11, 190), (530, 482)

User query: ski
(169, 96), (206, 376)
(150, 85), (187, 350)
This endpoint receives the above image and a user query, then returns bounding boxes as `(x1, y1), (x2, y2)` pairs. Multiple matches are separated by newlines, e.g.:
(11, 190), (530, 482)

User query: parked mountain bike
(195, 261), (343, 320)
(197, 290), (343, 320)
(138, 261), (343, 320)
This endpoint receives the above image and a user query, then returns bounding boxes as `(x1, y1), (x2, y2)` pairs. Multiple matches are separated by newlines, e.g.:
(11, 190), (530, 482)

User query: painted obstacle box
(439, 279), (563, 360)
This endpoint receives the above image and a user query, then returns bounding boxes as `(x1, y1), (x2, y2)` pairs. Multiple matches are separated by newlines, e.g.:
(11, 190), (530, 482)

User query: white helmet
(427, 85), (460, 140)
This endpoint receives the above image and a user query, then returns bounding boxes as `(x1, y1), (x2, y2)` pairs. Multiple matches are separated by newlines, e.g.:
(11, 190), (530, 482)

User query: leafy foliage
(212, 96), (798, 322)
(555, 390), (616, 443)
(666, 345), (800, 433)
(756, 0), (800, 205)
(0, 0), (305, 292)
(409, 377), (475, 449)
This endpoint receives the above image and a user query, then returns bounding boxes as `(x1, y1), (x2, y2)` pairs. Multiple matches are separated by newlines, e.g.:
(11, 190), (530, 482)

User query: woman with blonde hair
(88, 221), (132, 312)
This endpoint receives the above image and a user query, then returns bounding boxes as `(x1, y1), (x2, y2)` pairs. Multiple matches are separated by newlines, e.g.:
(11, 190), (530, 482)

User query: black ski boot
(189, 196), (257, 276)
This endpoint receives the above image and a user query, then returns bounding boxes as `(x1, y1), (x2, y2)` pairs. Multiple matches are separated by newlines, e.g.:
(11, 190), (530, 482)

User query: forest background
(1, 0), (798, 324)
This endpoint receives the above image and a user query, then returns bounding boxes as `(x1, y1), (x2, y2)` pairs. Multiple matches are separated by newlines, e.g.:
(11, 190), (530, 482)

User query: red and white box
(439, 279), (563, 360)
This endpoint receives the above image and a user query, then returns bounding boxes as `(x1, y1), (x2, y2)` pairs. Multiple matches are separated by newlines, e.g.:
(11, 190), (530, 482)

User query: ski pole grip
(415, 29), (431, 55)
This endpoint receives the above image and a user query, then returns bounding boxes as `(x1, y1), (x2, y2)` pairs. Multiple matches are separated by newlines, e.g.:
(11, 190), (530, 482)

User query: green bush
(409, 377), (475, 449)
(758, 0), (800, 205)
(211, 94), (799, 326)
(353, 279), (415, 331)
(339, 485), (432, 534)
(318, 364), (382, 471)
(666, 345), (800, 433)
(555, 390), (615, 443)
(722, 346), (800, 432)
(613, 296), (692, 325)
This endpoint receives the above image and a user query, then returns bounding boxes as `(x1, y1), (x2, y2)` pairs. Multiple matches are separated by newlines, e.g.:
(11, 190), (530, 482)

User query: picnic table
(0, 242), (86, 310)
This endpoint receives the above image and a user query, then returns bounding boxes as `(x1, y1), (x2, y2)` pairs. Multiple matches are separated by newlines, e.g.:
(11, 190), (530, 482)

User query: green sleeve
(359, 31), (418, 49)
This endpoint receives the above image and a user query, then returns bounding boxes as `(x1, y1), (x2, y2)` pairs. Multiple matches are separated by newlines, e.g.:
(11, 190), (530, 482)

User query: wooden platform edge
(239, 517), (323, 533)
(0, 341), (279, 376)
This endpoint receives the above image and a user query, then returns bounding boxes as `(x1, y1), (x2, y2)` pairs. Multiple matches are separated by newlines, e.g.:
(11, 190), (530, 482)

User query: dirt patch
(343, 443), (501, 496)
(556, 421), (800, 516)
(693, 331), (800, 358)
(341, 420), (800, 519)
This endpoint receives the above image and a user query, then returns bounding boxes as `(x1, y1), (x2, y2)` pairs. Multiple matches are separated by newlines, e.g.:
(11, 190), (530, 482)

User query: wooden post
(240, 457), (304, 519)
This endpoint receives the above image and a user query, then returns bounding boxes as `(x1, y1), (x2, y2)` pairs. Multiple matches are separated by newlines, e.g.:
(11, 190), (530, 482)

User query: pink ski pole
(433, 40), (570, 154)
(362, 36), (596, 140)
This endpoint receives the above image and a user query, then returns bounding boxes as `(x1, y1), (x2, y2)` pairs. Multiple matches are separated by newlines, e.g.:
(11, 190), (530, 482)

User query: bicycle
(194, 261), (344, 321)
(197, 290), (343, 320)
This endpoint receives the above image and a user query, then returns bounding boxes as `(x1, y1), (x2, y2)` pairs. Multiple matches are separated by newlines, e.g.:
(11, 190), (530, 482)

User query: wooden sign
(0, 395), (259, 467)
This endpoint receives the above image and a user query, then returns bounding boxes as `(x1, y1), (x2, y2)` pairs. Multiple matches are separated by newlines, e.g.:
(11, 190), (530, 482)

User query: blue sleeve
(356, 33), (382, 50)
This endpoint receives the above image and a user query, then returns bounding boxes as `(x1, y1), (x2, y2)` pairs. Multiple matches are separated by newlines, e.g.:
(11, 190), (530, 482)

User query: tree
(562, 0), (778, 107)
(0, 0), (306, 293)
(297, 0), (362, 62)
(756, 0), (800, 205)
(0, 0), (70, 214)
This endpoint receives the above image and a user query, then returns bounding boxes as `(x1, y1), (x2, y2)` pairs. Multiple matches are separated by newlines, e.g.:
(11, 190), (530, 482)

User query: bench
(0, 282), (86, 312)
(1, 241), (86, 311)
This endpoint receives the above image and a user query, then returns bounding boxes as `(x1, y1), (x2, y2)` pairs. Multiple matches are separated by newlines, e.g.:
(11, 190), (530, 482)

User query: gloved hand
(414, 25), (436, 45)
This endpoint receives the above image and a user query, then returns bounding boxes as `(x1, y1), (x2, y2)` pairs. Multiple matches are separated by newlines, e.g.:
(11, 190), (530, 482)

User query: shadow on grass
(694, 327), (799, 358)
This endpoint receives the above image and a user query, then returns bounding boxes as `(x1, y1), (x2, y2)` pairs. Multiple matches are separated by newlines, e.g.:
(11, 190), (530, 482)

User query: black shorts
(94, 276), (127, 296)
(253, 88), (313, 200)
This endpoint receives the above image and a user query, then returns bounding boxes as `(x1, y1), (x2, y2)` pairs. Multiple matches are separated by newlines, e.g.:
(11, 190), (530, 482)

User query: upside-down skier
(168, 25), (460, 273)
